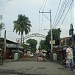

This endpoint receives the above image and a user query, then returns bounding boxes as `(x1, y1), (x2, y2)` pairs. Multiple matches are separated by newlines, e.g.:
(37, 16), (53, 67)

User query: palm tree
(0, 22), (5, 38)
(13, 14), (32, 45)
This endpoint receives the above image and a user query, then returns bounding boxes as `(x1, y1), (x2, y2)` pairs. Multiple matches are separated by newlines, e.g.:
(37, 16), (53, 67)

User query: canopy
(0, 48), (2, 50)
(41, 50), (47, 52)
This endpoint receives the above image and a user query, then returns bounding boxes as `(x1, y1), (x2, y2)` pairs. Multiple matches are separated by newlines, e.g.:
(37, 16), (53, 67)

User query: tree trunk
(23, 36), (24, 46)
(21, 33), (23, 46)
(0, 30), (1, 38)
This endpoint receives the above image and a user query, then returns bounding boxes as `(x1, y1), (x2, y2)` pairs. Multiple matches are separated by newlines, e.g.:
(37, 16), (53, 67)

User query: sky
(0, 0), (75, 44)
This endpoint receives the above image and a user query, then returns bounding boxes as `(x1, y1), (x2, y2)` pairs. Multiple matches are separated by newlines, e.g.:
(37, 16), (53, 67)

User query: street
(0, 60), (75, 75)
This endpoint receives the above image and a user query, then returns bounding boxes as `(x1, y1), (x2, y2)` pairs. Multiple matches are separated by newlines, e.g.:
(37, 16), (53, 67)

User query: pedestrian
(42, 52), (46, 61)
(66, 42), (74, 71)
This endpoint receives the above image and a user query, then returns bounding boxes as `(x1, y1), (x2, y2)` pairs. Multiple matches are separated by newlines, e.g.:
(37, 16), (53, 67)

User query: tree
(0, 22), (5, 38)
(39, 28), (61, 52)
(39, 40), (49, 50)
(13, 14), (31, 45)
(26, 39), (37, 53)
(46, 28), (61, 46)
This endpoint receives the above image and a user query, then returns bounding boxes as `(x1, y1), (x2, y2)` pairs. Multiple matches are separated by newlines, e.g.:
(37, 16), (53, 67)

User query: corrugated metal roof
(6, 44), (23, 49)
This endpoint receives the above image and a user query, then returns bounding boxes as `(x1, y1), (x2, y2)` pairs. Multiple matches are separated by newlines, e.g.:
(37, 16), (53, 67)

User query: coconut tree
(0, 22), (5, 38)
(13, 14), (31, 45)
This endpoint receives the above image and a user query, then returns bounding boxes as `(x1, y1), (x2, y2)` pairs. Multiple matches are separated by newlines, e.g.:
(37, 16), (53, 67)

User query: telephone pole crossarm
(39, 11), (50, 13)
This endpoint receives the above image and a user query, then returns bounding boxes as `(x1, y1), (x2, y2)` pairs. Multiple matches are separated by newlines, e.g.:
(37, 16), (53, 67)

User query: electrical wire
(57, 0), (73, 27)
(55, 0), (70, 26)
(39, 0), (47, 11)
(42, 0), (47, 11)
(42, 13), (50, 21)
(54, 0), (72, 27)
(54, 0), (68, 26)
(39, 0), (48, 33)
(59, 0), (74, 27)
(53, 0), (66, 27)
(53, 0), (61, 27)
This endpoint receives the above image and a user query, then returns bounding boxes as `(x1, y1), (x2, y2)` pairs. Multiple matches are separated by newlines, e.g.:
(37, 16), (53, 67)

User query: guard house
(0, 38), (24, 59)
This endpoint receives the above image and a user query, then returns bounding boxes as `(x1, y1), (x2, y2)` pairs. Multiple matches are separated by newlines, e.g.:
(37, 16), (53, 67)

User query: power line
(39, 0), (47, 33)
(55, 0), (73, 27)
(42, 13), (50, 21)
(59, 0), (74, 27)
(54, 0), (72, 27)
(54, 0), (68, 26)
(53, 0), (61, 26)
(55, 0), (69, 26)
(42, 0), (47, 11)
(39, 0), (47, 11)
(53, 0), (67, 27)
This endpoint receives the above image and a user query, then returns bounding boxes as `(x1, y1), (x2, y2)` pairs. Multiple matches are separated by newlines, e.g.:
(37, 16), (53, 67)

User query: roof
(0, 48), (2, 50)
(6, 44), (23, 49)
(0, 38), (23, 49)
(0, 38), (17, 44)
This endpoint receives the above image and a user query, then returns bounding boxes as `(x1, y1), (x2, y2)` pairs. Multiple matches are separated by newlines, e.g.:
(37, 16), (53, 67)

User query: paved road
(0, 60), (75, 75)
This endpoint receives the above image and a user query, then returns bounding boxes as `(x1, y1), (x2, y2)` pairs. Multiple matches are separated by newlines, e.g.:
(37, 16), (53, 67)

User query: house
(0, 38), (24, 59)
(60, 34), (75, 46)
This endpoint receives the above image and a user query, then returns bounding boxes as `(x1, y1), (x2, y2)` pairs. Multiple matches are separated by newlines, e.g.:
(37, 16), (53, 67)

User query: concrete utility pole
(69, 24), (74, 51)
(3, 30), (6, 58)
(39, 9), (53, 53)
(4, 30), (6, 52)
(0, 15), (3, 38)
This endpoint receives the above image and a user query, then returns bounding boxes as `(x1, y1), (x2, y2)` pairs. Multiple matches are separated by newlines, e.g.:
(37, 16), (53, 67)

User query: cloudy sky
(0, 0), (75, 43)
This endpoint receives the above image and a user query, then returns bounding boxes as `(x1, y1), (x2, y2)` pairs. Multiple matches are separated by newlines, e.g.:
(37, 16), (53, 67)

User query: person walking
(66, 42), (74, 71)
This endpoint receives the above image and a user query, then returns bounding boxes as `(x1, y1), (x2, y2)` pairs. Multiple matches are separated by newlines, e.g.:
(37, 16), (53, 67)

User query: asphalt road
(0, 60), (75, 75)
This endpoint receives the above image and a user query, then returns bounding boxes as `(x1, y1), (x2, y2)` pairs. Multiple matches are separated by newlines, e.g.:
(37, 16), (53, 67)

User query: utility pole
(0, 15), (3, 38)
(3, 30), (6, 58)
(69, 24), (74, 51)
(39, 9), (53, 53)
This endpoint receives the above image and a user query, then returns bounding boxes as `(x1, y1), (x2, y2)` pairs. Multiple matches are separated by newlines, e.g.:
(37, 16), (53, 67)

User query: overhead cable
(55, 0), (70, 26)
(54, 0), (72, 27)
(53, 0), (61, 26)
(59, 0), (74, 27)
(39, 0), (47, 11)
(42, 0), (47, 11)
(53, 0), (67, 26)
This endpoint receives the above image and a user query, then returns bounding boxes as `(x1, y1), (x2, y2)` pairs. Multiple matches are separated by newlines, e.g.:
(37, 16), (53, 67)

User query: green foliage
(13, 14), (32, 45)
(13, 14), (31, 35)
(26, 39), (37, 53)
(47, 28), (61, 41)
(0, 22), (5, 37)
(0, 22), (5, 31)
(46, 28), (61, 45)
(39, 40), (49, 51)
(0, 39), (4, 50)
(23, 44), (28, 50)
(39, 28), (61, 51)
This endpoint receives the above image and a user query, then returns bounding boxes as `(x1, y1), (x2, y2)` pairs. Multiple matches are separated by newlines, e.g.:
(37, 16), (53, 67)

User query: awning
(41, 50), (47, 52)
(0, 48), (2, 50)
